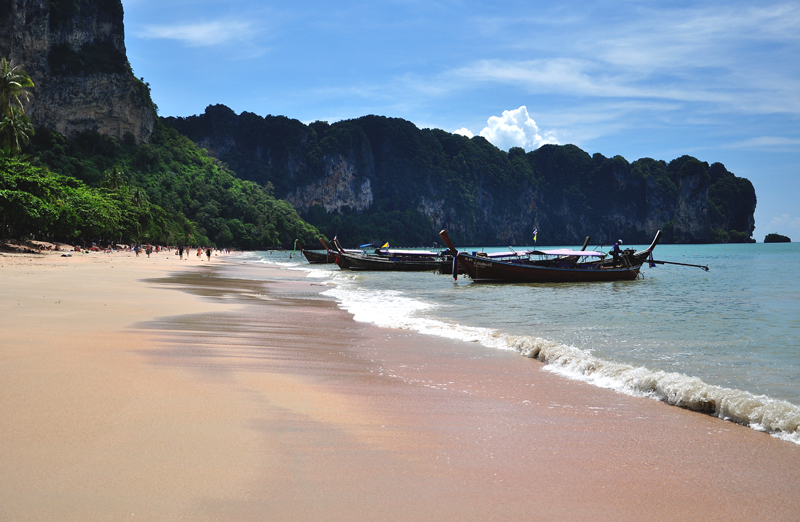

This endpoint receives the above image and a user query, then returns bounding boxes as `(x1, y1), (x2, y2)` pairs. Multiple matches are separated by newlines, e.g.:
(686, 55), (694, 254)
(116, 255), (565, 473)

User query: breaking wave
(322, 284), (800, 445)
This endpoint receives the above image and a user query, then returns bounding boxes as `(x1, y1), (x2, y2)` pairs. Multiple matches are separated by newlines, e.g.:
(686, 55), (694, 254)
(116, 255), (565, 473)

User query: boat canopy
(539, 249), (605, 257)
(377, 249), (439, 256)
(484, 250), (534, 258)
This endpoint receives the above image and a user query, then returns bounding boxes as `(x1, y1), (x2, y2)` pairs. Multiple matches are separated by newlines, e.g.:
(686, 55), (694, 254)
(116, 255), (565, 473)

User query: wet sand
(1, 251), (799, 521)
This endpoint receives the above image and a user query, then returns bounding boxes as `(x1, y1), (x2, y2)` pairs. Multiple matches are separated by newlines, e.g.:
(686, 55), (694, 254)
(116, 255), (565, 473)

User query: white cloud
(453, 58), (747, 106)
(445, 4), (800, 116)
(453, 128), (473, 138)
(478, 106), (557, 151)
(595, 4), (800, 71)
(767, 214), (800, 230)
(456, 58), (606, 96)
(726, 136), (800, 150)
(138, 20), (255, 47)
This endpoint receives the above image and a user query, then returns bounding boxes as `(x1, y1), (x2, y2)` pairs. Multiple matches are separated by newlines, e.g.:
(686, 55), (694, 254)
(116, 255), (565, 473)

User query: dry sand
(1, 250), (799, 521)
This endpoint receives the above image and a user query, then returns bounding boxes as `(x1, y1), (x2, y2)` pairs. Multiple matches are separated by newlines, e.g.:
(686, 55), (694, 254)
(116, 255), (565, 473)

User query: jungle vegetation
(17, 122), (320, 248)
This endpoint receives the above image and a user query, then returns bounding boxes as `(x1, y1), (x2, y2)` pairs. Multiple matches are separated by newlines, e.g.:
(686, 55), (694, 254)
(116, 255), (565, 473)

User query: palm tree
(102, 165), (127, 190)
(130, 186), (148, 207)
(0, 58), (35, 157)
(0, 57), (34, 118)
(0, 107), (34, 156)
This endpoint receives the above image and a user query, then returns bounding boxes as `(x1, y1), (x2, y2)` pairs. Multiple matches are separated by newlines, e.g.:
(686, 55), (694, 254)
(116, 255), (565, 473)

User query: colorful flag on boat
(382, 242), (390, 248)
(533, 228), (538, 242)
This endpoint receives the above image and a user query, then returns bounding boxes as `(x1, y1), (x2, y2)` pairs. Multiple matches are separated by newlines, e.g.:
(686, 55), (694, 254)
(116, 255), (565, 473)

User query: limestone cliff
(672, 158), (711, 243)
(286, 155), (373, 214)
(0, 0), (154, 143)
(166, 107), (757, 246)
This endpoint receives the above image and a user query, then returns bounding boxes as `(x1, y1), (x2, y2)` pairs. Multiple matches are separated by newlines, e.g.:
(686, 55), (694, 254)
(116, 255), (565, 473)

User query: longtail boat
(301, 249), (333, 264)
(438, 230), (665, 283)
(301, 238), (358, 264)
(332, 239), (451, 272)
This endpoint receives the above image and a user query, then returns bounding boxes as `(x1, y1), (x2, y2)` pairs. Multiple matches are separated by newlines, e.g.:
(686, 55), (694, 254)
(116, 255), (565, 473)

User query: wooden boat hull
(301, 249), (334, 264)
(439, 228), (662, 283)
(458, 254), (642, 283)
(334, 252), (351, 269)
(336, 251), (443, 271)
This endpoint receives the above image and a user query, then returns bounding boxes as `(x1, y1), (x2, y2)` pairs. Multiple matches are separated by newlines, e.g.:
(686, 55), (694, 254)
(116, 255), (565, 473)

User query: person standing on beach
(134, 244), (140, 257)
(206, 247), (212, 261)
(178, 245), (184, 260)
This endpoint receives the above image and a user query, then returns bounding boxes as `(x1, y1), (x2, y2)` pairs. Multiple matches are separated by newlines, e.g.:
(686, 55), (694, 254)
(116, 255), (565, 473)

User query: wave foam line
(509, 336), (800, 445)
(322, 286), (800, 445)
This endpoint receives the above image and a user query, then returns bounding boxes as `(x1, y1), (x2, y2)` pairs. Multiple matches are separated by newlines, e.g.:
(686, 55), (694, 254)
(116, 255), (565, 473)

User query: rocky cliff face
(286, 155), (373, 214)
(0, 0), (154, 143)
(673, 163), (711, 242)
(166, 107), (757, 246)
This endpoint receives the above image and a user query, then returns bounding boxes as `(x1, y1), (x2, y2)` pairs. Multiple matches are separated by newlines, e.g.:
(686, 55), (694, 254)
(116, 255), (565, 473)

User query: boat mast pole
(439, 230), (458, 254)
(650, 260), (710, 271)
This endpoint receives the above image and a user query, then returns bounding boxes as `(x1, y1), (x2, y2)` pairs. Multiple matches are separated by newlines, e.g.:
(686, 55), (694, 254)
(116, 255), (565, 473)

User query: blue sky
(123, 0), (800, 241)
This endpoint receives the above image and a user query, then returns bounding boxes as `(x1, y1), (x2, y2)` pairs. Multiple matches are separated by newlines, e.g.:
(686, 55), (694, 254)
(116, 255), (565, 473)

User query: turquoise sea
(243, 242), (800, 444)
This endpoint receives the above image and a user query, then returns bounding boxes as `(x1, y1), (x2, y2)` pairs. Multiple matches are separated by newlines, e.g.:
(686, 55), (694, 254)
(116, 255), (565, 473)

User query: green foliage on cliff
(307, 204), (436, 247)
(707, 162), (757, 243)
(167, 106), (757, 246)
(22, 121), (320, 248)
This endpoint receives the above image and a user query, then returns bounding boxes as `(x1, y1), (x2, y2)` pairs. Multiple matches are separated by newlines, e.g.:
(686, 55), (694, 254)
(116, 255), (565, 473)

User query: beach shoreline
(2, 250), (799, 521)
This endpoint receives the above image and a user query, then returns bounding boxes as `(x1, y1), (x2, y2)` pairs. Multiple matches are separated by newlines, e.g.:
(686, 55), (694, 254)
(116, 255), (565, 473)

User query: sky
(122, 0), (800, 241)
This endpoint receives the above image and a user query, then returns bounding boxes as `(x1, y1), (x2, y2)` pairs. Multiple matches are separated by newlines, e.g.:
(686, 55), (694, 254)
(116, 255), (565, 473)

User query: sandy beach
(2, 250), (799, 521)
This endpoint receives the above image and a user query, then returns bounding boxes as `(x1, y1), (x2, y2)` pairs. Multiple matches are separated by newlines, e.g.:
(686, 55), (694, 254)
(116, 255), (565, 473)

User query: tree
(101, 165), (127, 190)
(0, 58), (34, 118)
(0, 58), (35, 157)
(130, 186), (148, 207)
(0, 107), (34, 156)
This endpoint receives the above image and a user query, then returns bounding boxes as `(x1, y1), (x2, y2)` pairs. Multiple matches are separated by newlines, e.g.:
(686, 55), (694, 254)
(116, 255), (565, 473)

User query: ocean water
(242, 242), (800, 444)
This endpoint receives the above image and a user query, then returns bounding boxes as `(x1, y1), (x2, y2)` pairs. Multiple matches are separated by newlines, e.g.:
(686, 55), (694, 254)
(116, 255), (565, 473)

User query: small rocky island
(764, 233), (791, 243)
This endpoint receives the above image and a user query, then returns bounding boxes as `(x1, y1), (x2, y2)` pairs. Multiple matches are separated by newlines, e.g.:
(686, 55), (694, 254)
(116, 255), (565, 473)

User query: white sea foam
(303, 268), (331, 278)
(241, 252), (314, 271)
(510, 335), (800, 445)
(322, 284), (800, 445)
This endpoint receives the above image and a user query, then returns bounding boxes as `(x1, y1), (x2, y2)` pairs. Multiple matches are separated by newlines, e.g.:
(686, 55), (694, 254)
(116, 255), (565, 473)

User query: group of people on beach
(132, 243), (160, 257)
(175, 245), (213, 261)
(3, 238), (235, 259)
(128, 244), (232, 260)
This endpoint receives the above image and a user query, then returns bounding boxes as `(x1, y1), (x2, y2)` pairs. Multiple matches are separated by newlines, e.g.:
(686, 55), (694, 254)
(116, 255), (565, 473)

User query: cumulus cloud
(453, 128), (474, 138)
(478, 106), (557, 151)
(138, 20), (254, 47)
